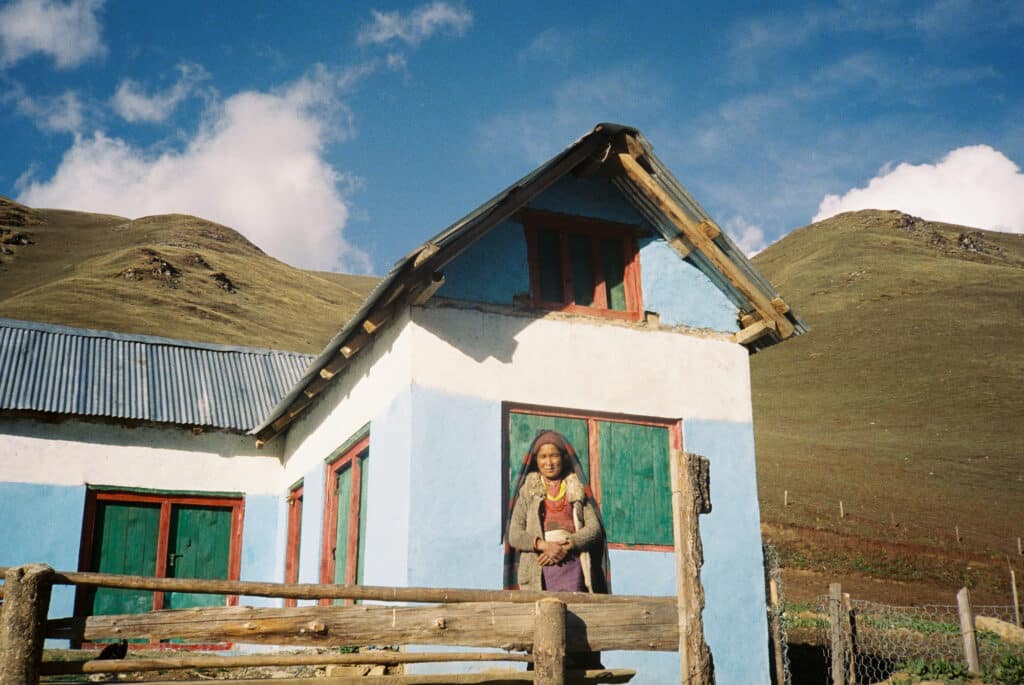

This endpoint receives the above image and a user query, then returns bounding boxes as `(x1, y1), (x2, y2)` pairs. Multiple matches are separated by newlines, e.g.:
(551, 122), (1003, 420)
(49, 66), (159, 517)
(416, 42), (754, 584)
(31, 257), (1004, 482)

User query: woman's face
(536, 443), (565, 480)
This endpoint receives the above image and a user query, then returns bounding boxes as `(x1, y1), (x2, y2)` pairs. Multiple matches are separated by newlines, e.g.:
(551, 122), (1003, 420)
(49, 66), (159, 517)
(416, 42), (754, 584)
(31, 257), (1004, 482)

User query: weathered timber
(828, 583), (845, 685)
(362, 307), (391, 334)
(534, 599), (566, 685)
(734, 319), (775, 346)
(413, 243), (440, 269)
(843, 593), (857, 685)
(304, 375), (332, 397)
(47, 599), (677, 651)
(766, 577), (785, 685)
(410, 272), (446, 305)
(669, 451), (712, 685)
(666, 234), (694, 259)
(615, 152), (795, 339)
(699, 220), (720, 239)
(40, 651), (531, 676)
(71, 669), (635, 685)
(957, 587), (980, 674)
(14, 568), (645, 604)
(0, 564), (54, 685)
(319, 353), (350, 380)
(770, 297), (790, 315)
(341, 330), (372, 358)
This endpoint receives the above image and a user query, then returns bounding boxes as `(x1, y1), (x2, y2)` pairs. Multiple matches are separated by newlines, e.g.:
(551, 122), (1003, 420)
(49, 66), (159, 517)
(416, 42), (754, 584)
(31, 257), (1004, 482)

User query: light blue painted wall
(684, 418), (770, 685)
(434, 174), (739, 333)
(0, 482), (85, 645)
(527, 176), (646, 225)
(297, 461), (325, 587)
(239, 494), (279, 607)
(639, 237), (739, 332)
(437, 220), (529, 305)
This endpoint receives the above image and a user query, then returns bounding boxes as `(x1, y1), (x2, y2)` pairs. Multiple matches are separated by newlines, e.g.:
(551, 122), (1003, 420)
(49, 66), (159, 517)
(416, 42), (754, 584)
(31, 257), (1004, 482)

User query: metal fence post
(0, 564), (55, 685)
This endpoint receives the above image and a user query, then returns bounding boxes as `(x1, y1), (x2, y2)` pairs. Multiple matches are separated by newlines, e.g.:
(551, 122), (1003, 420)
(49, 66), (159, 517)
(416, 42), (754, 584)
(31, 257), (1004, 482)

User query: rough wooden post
(1011, 568), (1021, 629)
(0, 564), (55, 685)
(956, 587), (980, 674)
(828, 583), (845, 685)
(767, 577), (786, 685)
(534, 598), (566, 685)
(843, 593), (857, 685)
(670, 450), (712, 685)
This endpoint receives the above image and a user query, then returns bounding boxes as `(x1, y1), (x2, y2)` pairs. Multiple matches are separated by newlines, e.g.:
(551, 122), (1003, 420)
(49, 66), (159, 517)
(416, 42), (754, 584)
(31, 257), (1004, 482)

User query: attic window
(521, 210), (643, 321)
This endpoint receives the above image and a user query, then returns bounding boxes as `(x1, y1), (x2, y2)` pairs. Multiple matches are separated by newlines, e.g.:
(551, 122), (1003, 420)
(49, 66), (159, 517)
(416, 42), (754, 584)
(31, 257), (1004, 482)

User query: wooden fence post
(1011, 569), (1021, 629)
(0, 563), (55, 685)
(956, 587), (980, 674)
(843, 593), (857, 685)
(670, 450), (713, 685)
(534, 598), (566, 685)
(766, 577), (786, 685)
(828, 583), (845, 685)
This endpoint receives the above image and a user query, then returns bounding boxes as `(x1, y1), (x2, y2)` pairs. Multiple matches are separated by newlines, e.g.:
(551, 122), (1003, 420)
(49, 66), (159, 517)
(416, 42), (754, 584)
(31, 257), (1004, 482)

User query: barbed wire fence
(816, 590), (1023, 684)
(764, 544), (792, 685)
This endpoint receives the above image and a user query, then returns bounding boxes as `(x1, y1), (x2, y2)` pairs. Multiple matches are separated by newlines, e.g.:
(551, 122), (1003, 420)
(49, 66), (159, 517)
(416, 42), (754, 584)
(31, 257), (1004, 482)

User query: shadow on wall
(413, 303), (536, 364)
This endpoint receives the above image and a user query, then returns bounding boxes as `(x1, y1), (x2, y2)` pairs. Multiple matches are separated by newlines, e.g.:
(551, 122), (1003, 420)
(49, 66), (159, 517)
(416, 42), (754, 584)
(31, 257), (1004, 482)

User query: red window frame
(283, 481), (303, 607)
(503, 403), (682, 552)
(320, 434), (369, 603)
(519, 209), (644, 321)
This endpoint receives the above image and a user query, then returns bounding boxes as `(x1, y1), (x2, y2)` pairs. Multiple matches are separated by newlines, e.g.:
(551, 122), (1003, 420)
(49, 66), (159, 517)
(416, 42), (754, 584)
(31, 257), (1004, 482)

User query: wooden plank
(24, 568), (644, 605)
(666, 234), (693, 258)
(770, 297), (790, 315)
(698, 220), (720, 239)
(40, 651), (532, 675)
(615, 152), (795, 339)
(47, 599), (677, 651)
(61, 669), (635, 685)
(733, 320), (775, 346)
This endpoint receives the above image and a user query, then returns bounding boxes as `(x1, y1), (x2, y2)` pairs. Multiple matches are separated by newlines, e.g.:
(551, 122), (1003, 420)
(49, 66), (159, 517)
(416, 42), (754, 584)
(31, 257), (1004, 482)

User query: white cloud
(0, 0), (105, 69)
(814, 145), (1024, 233)
(17, 68), (372, 272)
(518, 28), (572, 66)
(357, 2), (471, 47)
(112, 63), (209, 123)
(724, 216), (768, 256)
(9, 87), (84, 132)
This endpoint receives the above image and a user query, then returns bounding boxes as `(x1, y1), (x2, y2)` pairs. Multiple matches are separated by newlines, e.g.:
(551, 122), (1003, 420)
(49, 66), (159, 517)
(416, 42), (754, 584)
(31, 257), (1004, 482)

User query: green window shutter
(90, 501), (160, 616)
(508, 413), (590, 503)
(333, 466), (353, 589)
(601, 238), (627, 311)
(356, 451), (369, 585)
(537, 229), (564, 302)
(598, 421), (672, 545)
(569, 233), (594, 306)
(165, 505), (232, 609)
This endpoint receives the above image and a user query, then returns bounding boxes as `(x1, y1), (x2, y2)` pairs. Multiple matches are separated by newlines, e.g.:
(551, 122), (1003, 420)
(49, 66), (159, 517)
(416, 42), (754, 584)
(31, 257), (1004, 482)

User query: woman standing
(506, 430), (609, 595)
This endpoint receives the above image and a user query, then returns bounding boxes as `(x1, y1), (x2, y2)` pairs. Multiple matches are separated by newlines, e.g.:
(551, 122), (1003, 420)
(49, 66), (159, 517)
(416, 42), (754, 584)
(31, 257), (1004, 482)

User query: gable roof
(0, 317), (313, 432)
(253, 123), (807, 445)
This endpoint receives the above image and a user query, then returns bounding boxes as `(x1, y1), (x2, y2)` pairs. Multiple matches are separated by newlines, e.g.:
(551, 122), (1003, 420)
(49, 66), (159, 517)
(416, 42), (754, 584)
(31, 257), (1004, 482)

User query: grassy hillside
(751, 210), (1024, 565)
(0, 197), (378, 353)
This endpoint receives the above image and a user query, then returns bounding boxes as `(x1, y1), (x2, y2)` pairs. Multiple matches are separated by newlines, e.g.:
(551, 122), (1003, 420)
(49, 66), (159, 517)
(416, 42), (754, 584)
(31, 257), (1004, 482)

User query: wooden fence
(0, 564), (707, 684)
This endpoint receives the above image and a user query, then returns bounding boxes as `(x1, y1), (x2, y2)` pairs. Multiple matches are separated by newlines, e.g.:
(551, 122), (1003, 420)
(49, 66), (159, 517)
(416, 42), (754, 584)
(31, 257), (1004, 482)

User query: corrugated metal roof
(0, 318), (314, 431)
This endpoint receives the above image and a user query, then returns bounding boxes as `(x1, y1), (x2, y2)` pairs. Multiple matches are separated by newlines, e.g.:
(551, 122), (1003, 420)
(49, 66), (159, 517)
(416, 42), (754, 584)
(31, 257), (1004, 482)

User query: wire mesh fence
(816, 593), (1024, 684)
(764, 544), (792, 685)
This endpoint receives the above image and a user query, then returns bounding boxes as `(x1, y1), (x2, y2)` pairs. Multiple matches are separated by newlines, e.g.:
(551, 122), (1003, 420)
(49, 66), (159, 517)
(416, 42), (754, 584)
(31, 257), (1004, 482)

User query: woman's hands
(535, 538), (571, 566)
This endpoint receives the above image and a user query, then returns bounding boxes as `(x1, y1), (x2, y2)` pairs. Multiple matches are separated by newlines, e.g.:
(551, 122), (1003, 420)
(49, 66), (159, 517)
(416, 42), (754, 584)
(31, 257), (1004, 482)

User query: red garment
(542, 496), (576, 533)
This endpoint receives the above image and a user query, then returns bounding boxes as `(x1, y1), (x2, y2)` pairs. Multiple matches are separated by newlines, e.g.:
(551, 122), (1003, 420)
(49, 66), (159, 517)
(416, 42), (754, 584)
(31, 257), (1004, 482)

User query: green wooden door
(598, 421), (672, 546)
(507, 413), (590, 502)
(88, 501), (160, 615)
(165, 505), (232, 609)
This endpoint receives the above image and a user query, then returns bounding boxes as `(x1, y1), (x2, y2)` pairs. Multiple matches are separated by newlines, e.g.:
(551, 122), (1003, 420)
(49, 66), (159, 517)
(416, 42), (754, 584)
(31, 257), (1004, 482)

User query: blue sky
(2, 0), (1022, 274)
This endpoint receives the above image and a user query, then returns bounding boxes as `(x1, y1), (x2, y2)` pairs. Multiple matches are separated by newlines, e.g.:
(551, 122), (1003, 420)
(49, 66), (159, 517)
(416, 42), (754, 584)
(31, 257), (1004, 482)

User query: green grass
(751, 210), (1024, 559)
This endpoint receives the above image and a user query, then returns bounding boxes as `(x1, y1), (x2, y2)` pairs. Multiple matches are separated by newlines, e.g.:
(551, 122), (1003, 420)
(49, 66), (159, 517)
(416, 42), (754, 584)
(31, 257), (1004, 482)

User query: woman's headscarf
(503, 429), (610, 593)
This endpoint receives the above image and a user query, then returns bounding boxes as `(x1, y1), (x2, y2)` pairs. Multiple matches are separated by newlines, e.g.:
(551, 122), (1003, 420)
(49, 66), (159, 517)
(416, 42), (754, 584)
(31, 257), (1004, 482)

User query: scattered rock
(211, 272), (237, 293)
(956, 231), (1002, 256)
(892, 212), (922, 232)
(2, 231), (34, 246)
(926, 231), (949, 247)
(185, 254), (211, 269)
(116, 249), (181, 287)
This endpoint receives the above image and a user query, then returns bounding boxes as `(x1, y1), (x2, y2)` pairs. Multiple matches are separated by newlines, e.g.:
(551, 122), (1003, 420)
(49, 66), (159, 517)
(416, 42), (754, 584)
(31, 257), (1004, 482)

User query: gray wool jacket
(507, 472), (604, 592)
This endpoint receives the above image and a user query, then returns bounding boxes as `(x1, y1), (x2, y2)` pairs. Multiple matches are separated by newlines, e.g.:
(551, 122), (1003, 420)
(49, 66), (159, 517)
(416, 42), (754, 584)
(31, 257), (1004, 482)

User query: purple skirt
(541, 552), (586, 592)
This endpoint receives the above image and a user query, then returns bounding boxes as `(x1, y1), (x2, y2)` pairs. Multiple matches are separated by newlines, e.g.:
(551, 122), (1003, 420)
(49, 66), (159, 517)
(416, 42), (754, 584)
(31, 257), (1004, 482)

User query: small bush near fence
(815, 595), (1023, 684)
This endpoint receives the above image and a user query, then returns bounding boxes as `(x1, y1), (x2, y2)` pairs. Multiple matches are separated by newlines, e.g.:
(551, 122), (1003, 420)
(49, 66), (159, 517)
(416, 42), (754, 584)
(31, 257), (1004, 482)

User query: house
(0, 123), (805, 684)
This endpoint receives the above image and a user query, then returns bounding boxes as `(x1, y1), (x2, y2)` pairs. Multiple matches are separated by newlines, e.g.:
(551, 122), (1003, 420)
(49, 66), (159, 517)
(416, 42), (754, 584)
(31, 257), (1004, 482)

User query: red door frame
(320, 435), (369, 604)
(283, 482), (303, 607)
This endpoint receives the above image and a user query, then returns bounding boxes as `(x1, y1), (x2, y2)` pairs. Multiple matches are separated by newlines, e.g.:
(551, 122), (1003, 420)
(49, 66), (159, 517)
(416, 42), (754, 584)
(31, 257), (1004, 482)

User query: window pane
(537, 229), (564, 302)
(602, 239), (627, 311)
(598, 421), (672, 546)
(569, 234), (594, 306)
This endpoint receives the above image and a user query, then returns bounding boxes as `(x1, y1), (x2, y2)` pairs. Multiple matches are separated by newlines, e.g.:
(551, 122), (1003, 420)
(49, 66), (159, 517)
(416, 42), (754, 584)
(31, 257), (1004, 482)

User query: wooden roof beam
(615, 152), (795, 339)
(734, 319), (776, 346)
